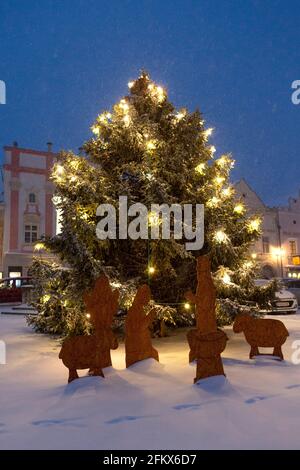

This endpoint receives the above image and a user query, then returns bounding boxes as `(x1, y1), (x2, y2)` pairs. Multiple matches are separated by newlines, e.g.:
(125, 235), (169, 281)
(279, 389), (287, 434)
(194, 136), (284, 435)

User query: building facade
(235, 179), (300, 279)
(0, 143), (57, 278)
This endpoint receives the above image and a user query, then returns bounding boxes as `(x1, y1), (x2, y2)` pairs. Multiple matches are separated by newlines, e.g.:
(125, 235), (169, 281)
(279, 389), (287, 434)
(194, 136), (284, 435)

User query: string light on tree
(175, 110), (186, 121)
(222, 271), (232, 285)
(34, 242), (46, 252)
(146, 140), (156, 151)
(148, 266), (155, 275)
(184, 302), (191, 310)
(148, 212), (160, 227)
(123, 114), (131, 127)
(203, 128), (213, 140)
(195, 163), (206, 175)
(41, 294), (51, 303)
(148, 83), (165, 103)
(213, 229), (229, 244)
(216, 155), (235, 168)
(91, 125), (100, 135)
(86, 313), (91, 319)
(243, 260), (254, 270)
(234, 203), (245, 215)
(128, 81), (135, 89)
(222, 187), (234, 198)
(214, 176), (225, 186)
(247, 218), (261, 233)
(207, 196), (221, 208)
(210, 145), (216, 155)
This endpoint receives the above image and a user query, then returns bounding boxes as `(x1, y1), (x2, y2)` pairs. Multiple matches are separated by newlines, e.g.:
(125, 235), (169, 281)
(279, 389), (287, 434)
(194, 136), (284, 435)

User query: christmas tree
(28, 72), (275, 336)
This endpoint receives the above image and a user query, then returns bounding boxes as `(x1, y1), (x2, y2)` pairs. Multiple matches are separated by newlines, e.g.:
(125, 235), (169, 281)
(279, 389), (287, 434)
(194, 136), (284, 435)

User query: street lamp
(271, 247), (285, 278)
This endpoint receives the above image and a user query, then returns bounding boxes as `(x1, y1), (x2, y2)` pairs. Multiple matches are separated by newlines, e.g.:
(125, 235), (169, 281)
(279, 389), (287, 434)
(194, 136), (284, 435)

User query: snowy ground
(1, 313), (300, 450)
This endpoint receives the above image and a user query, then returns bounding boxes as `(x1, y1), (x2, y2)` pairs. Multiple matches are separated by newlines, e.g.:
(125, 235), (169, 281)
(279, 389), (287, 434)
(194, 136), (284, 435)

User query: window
(262, 236), (270, 254)
(24, 225), (38, 243)
(29, 193), (36, 203)
(289, 240), (297, 256)
(8, 267), (22, 287)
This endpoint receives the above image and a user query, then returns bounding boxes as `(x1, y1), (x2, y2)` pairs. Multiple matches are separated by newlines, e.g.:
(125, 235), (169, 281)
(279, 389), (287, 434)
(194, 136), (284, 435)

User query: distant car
(0, 277), (33, 304)
(254, 278), (298, 315)
(282, 278), (300, 304)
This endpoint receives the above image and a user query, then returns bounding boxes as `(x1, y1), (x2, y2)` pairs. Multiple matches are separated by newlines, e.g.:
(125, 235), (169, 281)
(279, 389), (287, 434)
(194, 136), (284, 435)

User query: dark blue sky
(0, 0), (299, 206)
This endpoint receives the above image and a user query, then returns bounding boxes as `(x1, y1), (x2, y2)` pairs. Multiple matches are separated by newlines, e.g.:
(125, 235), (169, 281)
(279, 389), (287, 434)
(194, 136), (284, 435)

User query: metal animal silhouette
(125, 284), (159, 368)
(233, 313), (289, 360)
(59, 275), (119, 383)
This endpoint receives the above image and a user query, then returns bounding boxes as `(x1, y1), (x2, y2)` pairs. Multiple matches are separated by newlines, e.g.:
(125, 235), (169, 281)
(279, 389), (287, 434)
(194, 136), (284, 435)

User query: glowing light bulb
(203, 128), (213, 139)
(148, 266), (155, 275)
(243, 261), (253, 269)
(248, 218), (261, 232)
(148, 212), (160, 226)
(195, 163), (206, 175)
(86, 313), (91, 319)
(175, 110), (186, 121)
(41, 294), (51, 303)
(146, 140), (156, 151)
(119, 99), (129, 112)
(214, 176), (225, 186)
(91, 125), (100, 135)
(234, 203), (244, 214)
(222, 187), (233, 198)
(55, 164), (64, 175)
(34, 242), (45, 251)
(214, 230), (229, 244)
(128, 81), (134, 89)
(216, 155), (235, 168)
(184, 302), (191, 310)
(251, 253), (257, 259)
(222, 272), (232, 285)
(207, 197), (220, 208)
(123, 115), (131, 127)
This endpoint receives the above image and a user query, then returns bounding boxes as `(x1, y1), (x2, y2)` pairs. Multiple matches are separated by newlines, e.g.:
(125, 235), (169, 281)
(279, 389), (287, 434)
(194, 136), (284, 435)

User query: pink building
(1, 142), (57, 278)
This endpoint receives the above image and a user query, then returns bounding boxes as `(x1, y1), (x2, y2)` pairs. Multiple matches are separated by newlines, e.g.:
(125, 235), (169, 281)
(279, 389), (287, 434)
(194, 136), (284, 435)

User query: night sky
(0, 0), (299, 206)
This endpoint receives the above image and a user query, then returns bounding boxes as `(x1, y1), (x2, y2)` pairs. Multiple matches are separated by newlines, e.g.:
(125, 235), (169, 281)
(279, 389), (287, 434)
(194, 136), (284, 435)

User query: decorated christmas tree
(28, 72), (275, 336)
